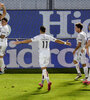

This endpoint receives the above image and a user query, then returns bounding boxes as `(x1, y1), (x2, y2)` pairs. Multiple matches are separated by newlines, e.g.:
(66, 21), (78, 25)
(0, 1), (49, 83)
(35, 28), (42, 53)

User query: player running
(73, 23), (88, 81)
(13, 26), (71, 91)
(82, 24), (90, 85)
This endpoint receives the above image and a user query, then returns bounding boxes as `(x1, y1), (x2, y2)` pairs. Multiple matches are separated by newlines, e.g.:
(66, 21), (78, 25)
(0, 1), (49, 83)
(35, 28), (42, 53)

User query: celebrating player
(0, 3), (8, 74)
(13, 26), (71, 91)
(82, 24), (90, 84)
(0, 18), (10, 74)
(73, 23), (88, 81)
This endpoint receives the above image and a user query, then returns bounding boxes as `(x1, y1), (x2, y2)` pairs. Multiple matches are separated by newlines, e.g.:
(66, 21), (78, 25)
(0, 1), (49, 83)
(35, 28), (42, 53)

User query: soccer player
(73, 23), (88, 81)
(82, 24), (90, 84)
(0, 18), (10, 74)
(13, 26), (71, 91)
(0, 3), (7, 74)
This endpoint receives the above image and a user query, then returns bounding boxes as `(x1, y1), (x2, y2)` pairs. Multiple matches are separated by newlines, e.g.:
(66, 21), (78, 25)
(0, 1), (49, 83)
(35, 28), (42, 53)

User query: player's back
(31, 33), (56, 52)
(38, 34), (52, 51)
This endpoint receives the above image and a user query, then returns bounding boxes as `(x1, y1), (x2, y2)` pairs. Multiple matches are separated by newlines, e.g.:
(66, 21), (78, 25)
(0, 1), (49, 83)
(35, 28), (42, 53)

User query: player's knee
(73, 60), (78, 64)
(82, 64), (86, 67)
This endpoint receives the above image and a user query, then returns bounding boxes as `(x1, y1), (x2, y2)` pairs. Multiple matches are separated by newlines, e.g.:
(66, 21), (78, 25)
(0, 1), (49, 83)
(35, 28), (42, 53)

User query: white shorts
(39, 50), (50, 68)
(0, 42), (7, 56)
(74, 51), (86, 64)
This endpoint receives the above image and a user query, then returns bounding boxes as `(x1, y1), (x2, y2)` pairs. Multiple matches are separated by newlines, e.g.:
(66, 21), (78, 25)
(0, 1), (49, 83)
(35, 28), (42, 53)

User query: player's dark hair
(40, 26), (46, 32)
(0, 13), (2, 16)
(2, 17), (8, 22)
(75, 23), (83, 30)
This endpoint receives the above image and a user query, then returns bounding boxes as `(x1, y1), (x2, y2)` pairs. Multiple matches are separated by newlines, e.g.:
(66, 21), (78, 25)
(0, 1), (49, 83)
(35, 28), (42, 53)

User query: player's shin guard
(83, 66), (88, 78)
(42, 69), (50, 83)
(75, 63), (81, 74)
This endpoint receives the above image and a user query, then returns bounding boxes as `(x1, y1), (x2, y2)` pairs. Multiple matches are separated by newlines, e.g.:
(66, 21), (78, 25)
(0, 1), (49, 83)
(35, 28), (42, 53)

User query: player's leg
(81, 52), (88, 81)
(83, 48), (90, 84)
(0, 56), (4, 73)
(39, 51), (52, 90)
(73, 53), (82, 80)
(73, 60), (82, 80)
(83, 69), (90, 84)
(82, 64), (88, 80)
(41, 67), (51, 91)
(39, 58), (51, 85)
(0, 45), (6, 74)
(74, 52), (81, 74)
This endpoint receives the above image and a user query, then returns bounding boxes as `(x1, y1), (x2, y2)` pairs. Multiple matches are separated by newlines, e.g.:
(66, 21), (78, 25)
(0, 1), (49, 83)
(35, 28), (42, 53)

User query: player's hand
(66, 40), (71, 46)
(0, 3), (4, 9)
(73, 50), (76, 55)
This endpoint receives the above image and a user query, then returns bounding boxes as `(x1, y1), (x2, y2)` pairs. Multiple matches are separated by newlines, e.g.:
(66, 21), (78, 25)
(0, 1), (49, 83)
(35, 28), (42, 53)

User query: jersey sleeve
(31, 35), (39, 42)
(87, 33), (90, 40)
(78, 34), (83, 42)
(49, 35), (57, 42)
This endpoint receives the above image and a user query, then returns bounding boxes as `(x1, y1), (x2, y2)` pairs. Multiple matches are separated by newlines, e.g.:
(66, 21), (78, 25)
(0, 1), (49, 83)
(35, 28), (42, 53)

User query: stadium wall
(5, 10), (90, 70)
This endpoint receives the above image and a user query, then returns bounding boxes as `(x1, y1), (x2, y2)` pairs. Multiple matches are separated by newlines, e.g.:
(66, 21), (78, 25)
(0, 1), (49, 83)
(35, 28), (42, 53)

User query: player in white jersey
(82, 24), (90, 84)
(73, 23), (88, 81)
(0, 18), (10, 74)
(0, 3), (7, 74)
(13, 26), (71, 91)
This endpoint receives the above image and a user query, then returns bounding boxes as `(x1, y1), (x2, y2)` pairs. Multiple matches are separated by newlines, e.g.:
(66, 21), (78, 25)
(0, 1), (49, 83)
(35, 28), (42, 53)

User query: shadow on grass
(61, 85), (90, 97)
(60, 80), (82, 87)
(31, 87), (49, 95)
(9, 87), (49, 100)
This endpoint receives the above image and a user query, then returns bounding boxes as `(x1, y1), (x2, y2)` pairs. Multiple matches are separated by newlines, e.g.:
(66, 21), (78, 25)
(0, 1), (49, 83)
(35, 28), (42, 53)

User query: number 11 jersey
(31, 34), (57, 52)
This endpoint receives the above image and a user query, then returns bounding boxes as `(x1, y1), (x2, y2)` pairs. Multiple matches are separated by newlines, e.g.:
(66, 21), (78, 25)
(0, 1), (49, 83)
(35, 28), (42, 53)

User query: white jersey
(1, 25), (10, 37)
(76, 31), (87, 52)
(86, 32), (90, 57)
(0, 20), (2, 36)
(0, 25), (10, 46)
(31, 34), (56, 52)
(87, 32), (90, 41)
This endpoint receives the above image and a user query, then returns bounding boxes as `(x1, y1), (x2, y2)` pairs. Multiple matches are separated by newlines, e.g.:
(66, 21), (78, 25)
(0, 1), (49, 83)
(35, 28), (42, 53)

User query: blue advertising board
(4, 10), (90, 68)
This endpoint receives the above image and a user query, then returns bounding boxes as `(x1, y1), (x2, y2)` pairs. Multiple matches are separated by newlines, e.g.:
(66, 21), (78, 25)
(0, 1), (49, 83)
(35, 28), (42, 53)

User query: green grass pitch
(0, 74), (90, 100)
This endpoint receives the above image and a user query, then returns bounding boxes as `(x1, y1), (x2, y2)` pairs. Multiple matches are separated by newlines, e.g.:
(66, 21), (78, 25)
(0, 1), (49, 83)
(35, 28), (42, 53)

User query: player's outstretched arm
(0, 3), (6, 19)
(13, 39), (32, 45)
(55, 39), (71, 46)
(73, 42), (81, 55)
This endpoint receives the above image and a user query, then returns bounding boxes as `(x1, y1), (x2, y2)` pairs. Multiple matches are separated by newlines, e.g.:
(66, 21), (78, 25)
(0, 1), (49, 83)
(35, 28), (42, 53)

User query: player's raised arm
(0, 3), (6, 19)
(55, 39), (71, 46)
(13, 39), (32, 45)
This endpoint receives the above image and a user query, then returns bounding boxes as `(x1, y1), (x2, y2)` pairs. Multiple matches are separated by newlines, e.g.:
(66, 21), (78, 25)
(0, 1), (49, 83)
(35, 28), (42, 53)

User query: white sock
(41, 75), (45, 84)
(42, 69), (50, 83)
(83, 66), (88, 78)
(87, 70), (90, 81)
(75, 64), (81, 74)
(0, 58), (5, 72)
